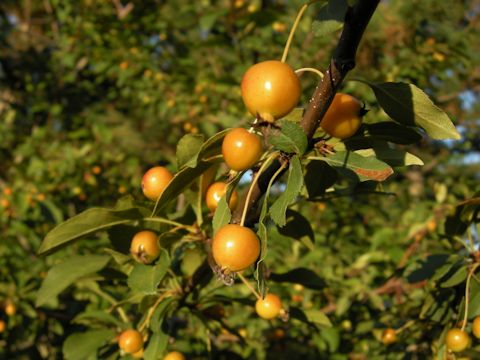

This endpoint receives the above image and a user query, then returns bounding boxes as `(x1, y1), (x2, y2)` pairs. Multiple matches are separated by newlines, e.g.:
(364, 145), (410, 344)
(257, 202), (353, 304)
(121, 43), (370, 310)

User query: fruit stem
(138, 291), (174, 332)
(143, 217), (197, 233)
(461, 263), (480, 332)
(240, 152), (280, 227)
(281, 1), (318, 63)
(237, 272), (261, 300)
(295, 67), (324, 79)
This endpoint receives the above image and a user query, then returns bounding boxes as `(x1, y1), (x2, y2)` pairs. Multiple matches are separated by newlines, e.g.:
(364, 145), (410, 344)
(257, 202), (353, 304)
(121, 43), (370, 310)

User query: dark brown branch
(232, 0), (380, 226)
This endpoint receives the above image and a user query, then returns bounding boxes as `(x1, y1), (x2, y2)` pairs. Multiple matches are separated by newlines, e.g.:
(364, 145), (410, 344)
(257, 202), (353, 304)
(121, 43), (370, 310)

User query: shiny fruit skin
(205, 182), (238, 212)
(163, 351), (185, 360)
(473, 317), (480, 339)
(320, 93), (363, 139)
(381, 328), (397, 345)
(130, 231), (160, 264)
(212, 224), (260, 272)
(255, 293), (282, 320)
(222, 128), (262, 171)
(445, 328), (469, 352)
(142, 166), (173, 201)
(118, 329), (143, 354)
(241, 60), (301, 122)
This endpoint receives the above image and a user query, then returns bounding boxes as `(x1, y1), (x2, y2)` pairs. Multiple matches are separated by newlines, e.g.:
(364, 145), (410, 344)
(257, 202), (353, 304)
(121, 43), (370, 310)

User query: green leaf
(36, 255), (110, 307)
(63, 329), (115, 360)
(127, 250), (170, 294)
(277, 210), (315, 249)
(282, 107), (304, 123)
(304, 160), (337, 198)
(312, 0), (347, 37)
(367, 82), (461, 140)
(270, 156), (304, 227)
(355, 148), (423, 167)
(406, 254), (450, 283)
(304, 309), (332, 327)
(270, 268), (325, 290)
(150, 297), (176, 332)
(269, 120), (308, 154)
(176, 134), (204, 169)
(361, 122), (423, 145)
(144, 330), (169, 360)
(38, 207), (145, 255)
(311, 151), (393, 181)
(441, 265), (468, 288)
(72, 310), (123, 327)
(154, 159), (222, 214)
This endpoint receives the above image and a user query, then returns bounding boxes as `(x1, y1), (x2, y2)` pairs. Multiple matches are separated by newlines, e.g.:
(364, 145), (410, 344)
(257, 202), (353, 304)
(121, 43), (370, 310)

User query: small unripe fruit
(130, 231), (160, 264)
(163, 351), (185, 360)
(132, 348), (144, 359)
(255, 293), (282, 320)
(212, 224), (260, 272)
(118, 329), (143, 354)
(142, 166), (173, 201)
(320, 93), (363, 139)
(5, 302), (16, 316)
(445, 328), (469, 352)
(222, 128), (263, 171)
(473, 317), (480, 339)
(381, 328), (397, 345)
(241, 60), (301, 122)
(205, 182), (238, 212)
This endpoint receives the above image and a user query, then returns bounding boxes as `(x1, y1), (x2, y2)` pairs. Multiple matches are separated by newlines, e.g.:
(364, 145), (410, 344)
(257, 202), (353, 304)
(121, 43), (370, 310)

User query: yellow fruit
(142, 166), (173, 201)
(320, 93), (363, 139)
(255, 294), (282, 320)
(381, 328), (397, 345)
(205, 182), (238, 212)
(241, 60), (301, 122)
(118, 329), (143, 354)
(445, 328), (469, 352)
(163, 351), (185, 360)
(212, 224), (260, 272)
(222, 128), (262, 171)
(130, 231), (160, 264)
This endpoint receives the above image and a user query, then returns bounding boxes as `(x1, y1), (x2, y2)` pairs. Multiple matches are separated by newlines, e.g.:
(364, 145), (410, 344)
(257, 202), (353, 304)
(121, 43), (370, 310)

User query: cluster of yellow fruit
(118, 58), (366, 355)
(381, 317), (480, 353)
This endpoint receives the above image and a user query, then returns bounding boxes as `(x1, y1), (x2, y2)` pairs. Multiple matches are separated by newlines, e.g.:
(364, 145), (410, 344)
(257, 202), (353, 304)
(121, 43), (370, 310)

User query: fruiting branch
(232, 0), (381, 225)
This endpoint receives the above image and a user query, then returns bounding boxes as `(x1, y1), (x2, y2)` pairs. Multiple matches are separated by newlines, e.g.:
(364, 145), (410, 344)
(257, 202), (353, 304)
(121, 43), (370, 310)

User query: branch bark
(232, 0), (380, 225)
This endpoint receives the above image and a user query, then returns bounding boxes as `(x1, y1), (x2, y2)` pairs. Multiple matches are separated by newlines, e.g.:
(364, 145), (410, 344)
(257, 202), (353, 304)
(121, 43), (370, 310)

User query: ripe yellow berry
(320, 93), (363, 139)
(241, 60), (301, 122)
(255, 294), (282, 320)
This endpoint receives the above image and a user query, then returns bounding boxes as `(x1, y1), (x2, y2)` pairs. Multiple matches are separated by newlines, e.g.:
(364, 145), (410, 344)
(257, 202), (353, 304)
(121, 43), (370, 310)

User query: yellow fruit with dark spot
(130, 231), (160, 264)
